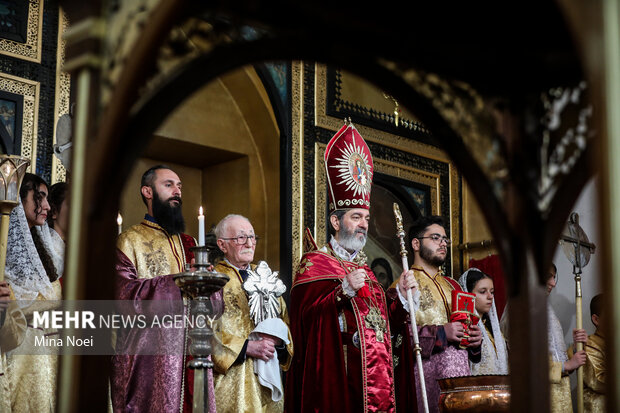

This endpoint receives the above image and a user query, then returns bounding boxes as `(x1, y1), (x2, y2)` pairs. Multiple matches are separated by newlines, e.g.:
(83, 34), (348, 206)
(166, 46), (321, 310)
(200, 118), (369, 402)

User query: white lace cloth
(5, 202), (61, 303)
(458, 268), (509, 375)
(547, 302), (568, 363)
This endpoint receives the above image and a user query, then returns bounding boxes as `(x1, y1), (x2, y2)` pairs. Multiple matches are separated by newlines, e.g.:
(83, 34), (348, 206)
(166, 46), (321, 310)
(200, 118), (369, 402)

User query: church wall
(120, 66), (281, 268)
(202, 157), (250, 229)
(119, 157), (203, 240)
(462, 180), (497, 262)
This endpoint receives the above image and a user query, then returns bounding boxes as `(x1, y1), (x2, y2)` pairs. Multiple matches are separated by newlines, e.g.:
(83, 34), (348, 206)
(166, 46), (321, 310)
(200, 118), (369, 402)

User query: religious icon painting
(0, 89), (24, 155)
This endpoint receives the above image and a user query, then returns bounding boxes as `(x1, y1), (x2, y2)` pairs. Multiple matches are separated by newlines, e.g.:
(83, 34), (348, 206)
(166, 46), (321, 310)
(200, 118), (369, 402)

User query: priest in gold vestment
(213, 214), (293, 413)
(112, 166), (217, 413)
(390, 215), (482, 413)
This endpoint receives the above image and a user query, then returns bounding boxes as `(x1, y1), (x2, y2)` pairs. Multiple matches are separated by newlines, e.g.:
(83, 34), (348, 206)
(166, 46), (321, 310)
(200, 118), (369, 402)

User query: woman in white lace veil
(5, 174), (62, 302)
(46, 181), (68, 264)
(458, 268), (508, 375)
(4, 172), (63, 412)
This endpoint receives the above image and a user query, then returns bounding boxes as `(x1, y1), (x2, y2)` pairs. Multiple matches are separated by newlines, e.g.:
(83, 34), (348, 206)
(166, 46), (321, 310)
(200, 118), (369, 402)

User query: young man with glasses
(390, 215), (483, 413)
(213, 214), (293, 412)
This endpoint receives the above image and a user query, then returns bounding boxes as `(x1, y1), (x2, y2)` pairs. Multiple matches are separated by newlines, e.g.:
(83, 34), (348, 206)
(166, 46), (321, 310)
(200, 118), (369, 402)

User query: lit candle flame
(199, 206), (203, 216)
(117, 212), (123, 226)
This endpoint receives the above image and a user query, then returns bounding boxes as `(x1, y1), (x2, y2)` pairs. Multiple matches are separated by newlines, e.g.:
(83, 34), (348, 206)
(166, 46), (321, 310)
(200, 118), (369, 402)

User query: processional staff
(393, 203), (429, 413)
(559, 212), (596, 413)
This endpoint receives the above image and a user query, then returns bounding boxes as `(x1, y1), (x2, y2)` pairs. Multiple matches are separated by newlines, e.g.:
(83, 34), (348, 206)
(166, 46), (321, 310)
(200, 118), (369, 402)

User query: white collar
(224, 258), (250, 271)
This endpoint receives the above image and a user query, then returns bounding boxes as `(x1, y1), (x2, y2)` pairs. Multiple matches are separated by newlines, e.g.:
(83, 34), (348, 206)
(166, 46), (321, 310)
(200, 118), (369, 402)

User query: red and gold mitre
(324, 122), (374, 212)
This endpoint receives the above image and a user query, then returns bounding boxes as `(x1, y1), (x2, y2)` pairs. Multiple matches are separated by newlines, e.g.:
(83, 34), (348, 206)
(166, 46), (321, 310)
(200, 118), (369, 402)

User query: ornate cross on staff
(558, 212), (596, 413)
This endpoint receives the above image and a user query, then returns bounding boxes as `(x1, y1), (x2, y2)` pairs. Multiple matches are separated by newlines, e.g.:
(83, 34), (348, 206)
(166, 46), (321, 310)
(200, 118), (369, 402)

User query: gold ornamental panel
(0, 0), (44, 63)
(51, 9), (70, 184)
(0, 73), (40, 172)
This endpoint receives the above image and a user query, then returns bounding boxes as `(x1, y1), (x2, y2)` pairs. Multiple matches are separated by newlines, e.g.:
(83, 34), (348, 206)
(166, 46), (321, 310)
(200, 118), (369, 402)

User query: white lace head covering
(458, 268), (509, 375)
(5, 200), (58, 302)
(547, 278), (568, 363)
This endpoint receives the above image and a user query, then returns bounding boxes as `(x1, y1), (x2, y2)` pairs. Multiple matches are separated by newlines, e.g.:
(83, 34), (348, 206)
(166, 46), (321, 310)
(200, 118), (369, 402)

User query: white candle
(198, 207), (205, 246)
(117, 212), (123, 235)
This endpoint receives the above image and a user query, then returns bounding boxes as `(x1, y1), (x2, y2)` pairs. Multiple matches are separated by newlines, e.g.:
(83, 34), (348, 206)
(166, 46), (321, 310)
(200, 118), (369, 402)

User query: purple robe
(111, 249), (218, 413)
(388, 288), (474, 413)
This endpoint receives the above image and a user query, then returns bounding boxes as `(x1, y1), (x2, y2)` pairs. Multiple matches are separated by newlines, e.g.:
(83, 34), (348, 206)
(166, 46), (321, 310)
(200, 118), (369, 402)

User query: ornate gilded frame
(0, 73), (40, 171)
(291, 61), (304, 274)
(0, 0), (44, 63)
(51, 9), (70, 183)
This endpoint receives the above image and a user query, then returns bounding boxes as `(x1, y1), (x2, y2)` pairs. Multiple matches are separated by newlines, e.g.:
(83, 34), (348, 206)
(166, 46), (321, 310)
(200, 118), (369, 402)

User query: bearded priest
(285, 123), (418, 413)
(112, 165), (219, 413)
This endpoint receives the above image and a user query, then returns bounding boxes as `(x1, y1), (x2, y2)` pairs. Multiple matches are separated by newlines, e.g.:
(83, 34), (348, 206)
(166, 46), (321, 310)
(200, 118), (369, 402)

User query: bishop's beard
(338, 226), (367, 253)
(152, 190), (185, 235)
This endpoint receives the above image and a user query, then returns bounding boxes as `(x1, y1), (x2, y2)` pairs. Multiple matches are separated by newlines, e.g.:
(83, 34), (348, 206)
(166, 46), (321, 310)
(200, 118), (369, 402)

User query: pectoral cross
(365, 307), (387, 342)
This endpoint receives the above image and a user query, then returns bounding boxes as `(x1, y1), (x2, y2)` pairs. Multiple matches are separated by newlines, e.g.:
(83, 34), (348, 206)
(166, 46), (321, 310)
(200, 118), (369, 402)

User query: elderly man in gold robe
(213, 214), (293, 413)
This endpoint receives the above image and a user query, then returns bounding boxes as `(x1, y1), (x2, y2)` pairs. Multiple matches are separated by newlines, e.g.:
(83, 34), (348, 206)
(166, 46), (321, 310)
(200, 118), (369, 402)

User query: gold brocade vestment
(213, 261), (293, 413)
(411, 266), (456, 326)
(7, 280), (62, 413)
(584, 331), (605, 413)
(0, 303), (27, 413)
(549, 358), (572, 413)
(117, 219), (188, 277)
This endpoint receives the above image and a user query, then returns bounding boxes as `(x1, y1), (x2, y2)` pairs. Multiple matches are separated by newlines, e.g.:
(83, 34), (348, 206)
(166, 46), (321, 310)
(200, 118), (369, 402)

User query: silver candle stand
(173, 245), (229, 413)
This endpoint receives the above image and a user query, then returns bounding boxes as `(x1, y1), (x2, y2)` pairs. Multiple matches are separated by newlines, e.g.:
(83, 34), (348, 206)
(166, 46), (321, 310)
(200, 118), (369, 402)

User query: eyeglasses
(417, 233), (451, 245)
(220, 235), (260, 245)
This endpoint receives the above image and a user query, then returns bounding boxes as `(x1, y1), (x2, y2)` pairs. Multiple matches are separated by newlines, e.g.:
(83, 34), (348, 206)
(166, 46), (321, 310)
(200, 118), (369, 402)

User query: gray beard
(338, 227), (367, 252)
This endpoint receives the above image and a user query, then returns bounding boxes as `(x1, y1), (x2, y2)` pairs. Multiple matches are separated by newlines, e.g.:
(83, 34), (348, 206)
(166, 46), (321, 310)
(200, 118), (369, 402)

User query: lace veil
(458, 268), (509, 375)
(547, 302), (568, 363)
(5, 201), (59, 302)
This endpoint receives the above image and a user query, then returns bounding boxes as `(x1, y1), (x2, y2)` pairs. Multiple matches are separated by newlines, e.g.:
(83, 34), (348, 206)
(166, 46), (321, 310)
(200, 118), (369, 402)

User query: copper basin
(438, 375), (510, 412)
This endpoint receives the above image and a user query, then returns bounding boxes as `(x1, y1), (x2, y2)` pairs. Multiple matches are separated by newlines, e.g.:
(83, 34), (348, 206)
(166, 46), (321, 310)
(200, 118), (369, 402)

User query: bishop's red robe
(285, 245), (397, 413)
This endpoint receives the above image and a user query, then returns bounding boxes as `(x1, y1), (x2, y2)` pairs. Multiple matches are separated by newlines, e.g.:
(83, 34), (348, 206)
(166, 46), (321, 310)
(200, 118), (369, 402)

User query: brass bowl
(438, 375), (510, 412)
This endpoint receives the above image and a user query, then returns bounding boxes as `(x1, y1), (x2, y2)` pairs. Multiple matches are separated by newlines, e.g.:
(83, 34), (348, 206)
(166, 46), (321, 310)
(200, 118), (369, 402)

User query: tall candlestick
(117, 212), (123, 235)
(198, 207), (205, 246)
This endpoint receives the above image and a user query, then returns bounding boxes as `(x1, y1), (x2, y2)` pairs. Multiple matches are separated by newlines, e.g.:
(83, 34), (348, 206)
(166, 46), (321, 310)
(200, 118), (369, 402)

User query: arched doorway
(119, 66), (282, 268)
(58, 3), (600, 412)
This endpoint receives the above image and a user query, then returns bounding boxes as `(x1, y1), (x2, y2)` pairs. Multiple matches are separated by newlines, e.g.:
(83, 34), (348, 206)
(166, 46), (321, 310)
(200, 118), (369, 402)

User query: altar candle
(198, 207), (205, 246)
(117, 212), (123, 235)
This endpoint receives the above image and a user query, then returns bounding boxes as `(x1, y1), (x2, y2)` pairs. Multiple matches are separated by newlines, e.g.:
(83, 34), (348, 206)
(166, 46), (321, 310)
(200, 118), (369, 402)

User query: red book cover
(450, 290), (479, 348)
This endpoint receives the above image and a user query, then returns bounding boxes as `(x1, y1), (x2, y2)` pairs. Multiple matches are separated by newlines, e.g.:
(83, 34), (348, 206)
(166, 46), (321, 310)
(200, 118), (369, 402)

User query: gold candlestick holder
(0, 155), (30, 283)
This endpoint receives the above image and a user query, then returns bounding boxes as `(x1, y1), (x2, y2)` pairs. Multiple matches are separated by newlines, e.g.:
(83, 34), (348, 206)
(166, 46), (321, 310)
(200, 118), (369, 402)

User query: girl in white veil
(4, 173), (63, 412)
(458, 268), (509, 375)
